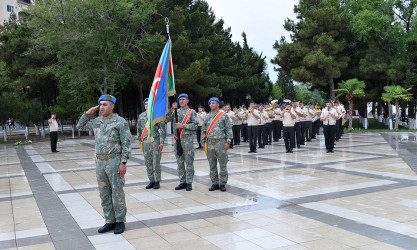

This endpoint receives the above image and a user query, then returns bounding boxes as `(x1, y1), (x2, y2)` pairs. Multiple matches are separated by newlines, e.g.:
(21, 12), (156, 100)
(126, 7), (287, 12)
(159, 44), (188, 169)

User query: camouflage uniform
(166, 108), (198, 184)
(201, 111), (233, 185)
(136, 111), (166, 182)
(77, 113), (132, 223)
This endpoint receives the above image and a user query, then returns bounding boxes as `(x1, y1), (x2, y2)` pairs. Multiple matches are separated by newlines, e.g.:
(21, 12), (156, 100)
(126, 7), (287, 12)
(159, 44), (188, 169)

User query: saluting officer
(77, 94), (132, 234)
(201, 97), (233, 192)
(137, 98), (166, 190)
(167, 93), (198, 191)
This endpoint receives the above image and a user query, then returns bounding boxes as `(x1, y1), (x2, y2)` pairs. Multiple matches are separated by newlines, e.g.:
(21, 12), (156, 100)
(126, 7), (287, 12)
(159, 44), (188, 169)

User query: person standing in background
(48, 112), (59, 153)
(196, 105), (207, 149)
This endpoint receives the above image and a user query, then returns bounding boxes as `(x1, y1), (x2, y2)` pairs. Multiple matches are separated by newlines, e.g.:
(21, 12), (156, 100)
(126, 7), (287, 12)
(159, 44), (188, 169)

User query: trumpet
(285, 107), (289, 112)
(315, 107), (320, 111)
(264, 107), (274, 111)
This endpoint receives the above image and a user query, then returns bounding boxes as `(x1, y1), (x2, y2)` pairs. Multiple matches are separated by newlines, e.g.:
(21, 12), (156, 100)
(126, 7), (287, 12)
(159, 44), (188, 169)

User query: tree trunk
(328, 78), (335, 99)
(138, 84), (144, 113)
(395, 100), (399, 132)
(348, 99), (353, 132)
(118, 87), (124, 117)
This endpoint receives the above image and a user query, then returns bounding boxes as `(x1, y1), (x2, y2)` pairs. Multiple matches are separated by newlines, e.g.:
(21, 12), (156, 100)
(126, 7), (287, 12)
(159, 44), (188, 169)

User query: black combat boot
(153, 182), (160, 189)
(175, 183), (187, 190)
(186, 183), (192, 191)
(208, 184), (219, 191)
(114, 222), (125, 234)
(146, 182), (155, 189)
(98, 223), (116, 233)
(220, 185), (227, 192)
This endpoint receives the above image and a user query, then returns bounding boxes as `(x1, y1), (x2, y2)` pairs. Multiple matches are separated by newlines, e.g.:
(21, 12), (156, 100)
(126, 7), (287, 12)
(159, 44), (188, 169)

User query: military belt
(96, 152), (121, 160)
(206, 138), (225, 142)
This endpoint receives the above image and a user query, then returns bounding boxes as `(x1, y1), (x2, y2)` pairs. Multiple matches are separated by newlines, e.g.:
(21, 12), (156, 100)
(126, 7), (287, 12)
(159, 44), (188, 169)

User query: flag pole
(165, 17), (183, 156)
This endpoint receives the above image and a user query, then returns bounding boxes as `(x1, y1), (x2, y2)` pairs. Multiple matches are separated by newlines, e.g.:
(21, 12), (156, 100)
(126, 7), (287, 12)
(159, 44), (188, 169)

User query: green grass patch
(344, 118), (417, 133)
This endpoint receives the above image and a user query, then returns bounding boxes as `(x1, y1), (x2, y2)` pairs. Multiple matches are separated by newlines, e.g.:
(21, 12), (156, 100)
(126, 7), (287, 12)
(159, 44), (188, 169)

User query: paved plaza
(1, 132), (417, 249)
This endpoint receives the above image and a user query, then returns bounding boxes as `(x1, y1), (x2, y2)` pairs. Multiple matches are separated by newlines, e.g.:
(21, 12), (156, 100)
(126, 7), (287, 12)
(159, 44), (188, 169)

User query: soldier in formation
(137, 98), (166, 190)
(201, 97), (233, 192)
(167, 93), (198, 191)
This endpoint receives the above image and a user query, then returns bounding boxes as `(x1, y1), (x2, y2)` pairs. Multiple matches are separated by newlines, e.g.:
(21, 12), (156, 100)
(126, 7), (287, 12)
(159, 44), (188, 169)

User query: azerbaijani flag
(146, 38), (175, 139)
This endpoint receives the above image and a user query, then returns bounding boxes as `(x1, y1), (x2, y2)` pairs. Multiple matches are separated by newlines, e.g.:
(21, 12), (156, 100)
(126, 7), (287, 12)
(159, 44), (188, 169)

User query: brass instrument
(285, 107), (289, 112)
(315, 107), (320, 111)
(264, 107), (274, 111)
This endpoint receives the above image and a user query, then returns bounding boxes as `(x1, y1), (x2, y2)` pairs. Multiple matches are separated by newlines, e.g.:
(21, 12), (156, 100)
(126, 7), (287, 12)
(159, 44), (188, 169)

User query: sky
(205, 0), (299, 83)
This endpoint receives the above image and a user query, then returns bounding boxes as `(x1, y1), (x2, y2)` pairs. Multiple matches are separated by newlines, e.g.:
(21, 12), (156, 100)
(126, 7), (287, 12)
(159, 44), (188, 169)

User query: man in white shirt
(257, 104), (268, 148)
(48, 112), (59, 153)
(292, 101), (306, 148)
(299, 101), (308, 145)
(245, 101), (260, 153)
(312, 104), (322, 138)
(196, 105), (207, 149)
(280, 103), (296, 153)
(225, 104), (236, 149)
(305, 103), (315, 142)
(232, 106), (243, 146)
(241, 105), (248, 142)
(265, 103), (274, 145)
(272, 102), (281, 142)
(320, 100), (340, 153)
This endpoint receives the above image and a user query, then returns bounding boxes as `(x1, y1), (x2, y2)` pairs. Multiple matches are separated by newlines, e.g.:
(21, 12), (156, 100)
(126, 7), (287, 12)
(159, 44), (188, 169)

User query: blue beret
(208, 97), (219, 105)
(98, 94), (116, 104)
(178, 93), (188, 100)
(143, 98), (149, 105)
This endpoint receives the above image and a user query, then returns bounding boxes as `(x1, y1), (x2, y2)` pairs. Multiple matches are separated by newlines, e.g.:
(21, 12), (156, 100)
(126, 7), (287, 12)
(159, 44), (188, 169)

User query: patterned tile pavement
(1, 132), (417, 249)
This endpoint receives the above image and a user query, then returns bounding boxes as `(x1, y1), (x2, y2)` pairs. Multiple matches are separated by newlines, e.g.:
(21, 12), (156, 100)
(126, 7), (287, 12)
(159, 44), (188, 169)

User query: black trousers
(50, 131), (58, 152)
(336, 119), (341, 139)
(272, 120), (279, 141)
(197, 126), (202, 147)
(266, 123), (273, 144)
(323, 125), (336, 150)
(305, 121), (313, 141)
(283, 126), (295, 150)
(278, 120), (282, 139)
(312, 119), (319, 137)
(248, 125), (257, 152)
(338, 118), (344, 137)
(300, 121), (306, 144)
(257, 125), (267, 147)
(294, 122), (302, 148)
(241, 124), (248, 142)
(232, 125), (241, 145)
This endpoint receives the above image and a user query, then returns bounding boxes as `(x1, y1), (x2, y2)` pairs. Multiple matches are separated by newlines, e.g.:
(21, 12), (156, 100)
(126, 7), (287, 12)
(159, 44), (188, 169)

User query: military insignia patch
(106, 95), (112, 100)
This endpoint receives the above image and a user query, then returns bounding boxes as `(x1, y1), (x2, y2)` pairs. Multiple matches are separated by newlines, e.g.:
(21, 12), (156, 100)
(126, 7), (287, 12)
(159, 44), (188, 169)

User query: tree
(294, 83), (326, 105)
(28, 0), (162, 117)
(334, 78), (365, 132)
(381, 85), (413, 131)
(272, 0), (351, 98)
(276, 71), (295, 101)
